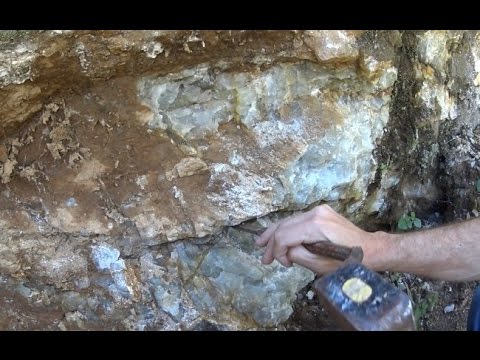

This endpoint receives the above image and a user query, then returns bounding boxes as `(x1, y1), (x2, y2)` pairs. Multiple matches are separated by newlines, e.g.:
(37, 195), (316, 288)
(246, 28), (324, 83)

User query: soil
(0, 287), (63, 330)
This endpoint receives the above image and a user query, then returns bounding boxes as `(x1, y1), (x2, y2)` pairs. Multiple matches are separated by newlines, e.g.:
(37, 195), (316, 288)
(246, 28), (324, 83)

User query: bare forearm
(256, 204), (480, 282)
(371, 218), (480, 281)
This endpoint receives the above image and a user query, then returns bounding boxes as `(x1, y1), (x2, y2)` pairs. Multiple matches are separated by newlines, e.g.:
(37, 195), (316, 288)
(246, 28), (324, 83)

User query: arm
(256, 204), (480, 281)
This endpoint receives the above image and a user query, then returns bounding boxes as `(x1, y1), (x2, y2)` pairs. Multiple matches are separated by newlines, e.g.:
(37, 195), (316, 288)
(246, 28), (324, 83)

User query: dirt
(0, 279), (63, 330)
(0, 75), (180, 236)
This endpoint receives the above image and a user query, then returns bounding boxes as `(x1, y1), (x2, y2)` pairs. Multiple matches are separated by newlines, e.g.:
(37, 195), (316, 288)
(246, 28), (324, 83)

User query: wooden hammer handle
(304, 241), (363, 263)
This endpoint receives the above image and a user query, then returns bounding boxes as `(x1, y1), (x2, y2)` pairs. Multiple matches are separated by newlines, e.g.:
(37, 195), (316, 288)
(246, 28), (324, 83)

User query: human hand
(255, 204), (380, 274)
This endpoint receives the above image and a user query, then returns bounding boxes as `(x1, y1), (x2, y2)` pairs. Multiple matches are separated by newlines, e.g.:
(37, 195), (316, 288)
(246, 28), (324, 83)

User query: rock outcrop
(1, 30), (479, 330)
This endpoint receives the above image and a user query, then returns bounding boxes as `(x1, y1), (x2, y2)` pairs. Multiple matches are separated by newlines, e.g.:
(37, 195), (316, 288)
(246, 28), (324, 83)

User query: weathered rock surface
(1, 30), (479, 330)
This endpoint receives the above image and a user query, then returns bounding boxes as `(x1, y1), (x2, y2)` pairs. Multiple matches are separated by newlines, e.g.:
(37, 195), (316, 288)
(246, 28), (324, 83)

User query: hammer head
(312, 263), (416, 331)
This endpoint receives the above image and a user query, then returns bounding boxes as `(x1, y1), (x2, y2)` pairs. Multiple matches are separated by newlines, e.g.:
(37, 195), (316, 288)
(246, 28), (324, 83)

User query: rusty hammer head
(311, 263), (415, 331)
(304, 242), (415, 331)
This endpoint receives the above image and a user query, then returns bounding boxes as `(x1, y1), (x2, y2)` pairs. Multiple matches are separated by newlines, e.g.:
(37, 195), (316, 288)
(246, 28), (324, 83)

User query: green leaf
(414, 301), (429, 323)
(414, 292), (438, 323)
(476, 179), (480, 193)
(398, 217), (408, 230)
(413, 218), (422, 228)
(410, 211), (415, 218)
(407, 221), (413, 229)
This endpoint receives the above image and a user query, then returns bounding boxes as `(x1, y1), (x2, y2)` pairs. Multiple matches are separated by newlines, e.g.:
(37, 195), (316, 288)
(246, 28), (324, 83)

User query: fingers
(256, 209), (318, 247)
(255, 222), (280, 247)
(277, 255), (293, 267)
(261, 233), (275, 264)
(255, 204), (363, 270)
(269, 214), (329, 264)
(256, 206), (328, 268)
(261, 231), (293, 267)
(287, 245), (318, 265)
(287, 245), (340, 274)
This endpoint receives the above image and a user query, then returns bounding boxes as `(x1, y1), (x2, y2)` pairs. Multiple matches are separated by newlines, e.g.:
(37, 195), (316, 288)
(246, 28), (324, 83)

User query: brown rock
(303, 30), (359, 64)
(174, 157), (208, 178)
(0, 144), (7, 162)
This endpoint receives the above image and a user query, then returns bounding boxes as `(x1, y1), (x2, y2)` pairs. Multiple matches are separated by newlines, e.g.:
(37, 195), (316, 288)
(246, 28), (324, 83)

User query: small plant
(414, 292), (439, 324)
(389, 272), (402, 283)
(397, 212), (422, 231)
(379, 162), (389, 174)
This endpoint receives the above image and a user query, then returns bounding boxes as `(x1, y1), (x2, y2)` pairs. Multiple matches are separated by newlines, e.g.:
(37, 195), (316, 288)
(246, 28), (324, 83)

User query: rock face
(1, 30), (479, 330)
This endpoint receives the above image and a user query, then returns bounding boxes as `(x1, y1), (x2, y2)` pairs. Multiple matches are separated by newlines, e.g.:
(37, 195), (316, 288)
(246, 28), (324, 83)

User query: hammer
(304, 241), (416, 331)
(236, 226), (416, 330)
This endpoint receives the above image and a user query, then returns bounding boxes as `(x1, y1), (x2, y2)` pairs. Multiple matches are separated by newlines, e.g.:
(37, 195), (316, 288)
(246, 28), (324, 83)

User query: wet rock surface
(0, 30), (479, 330)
